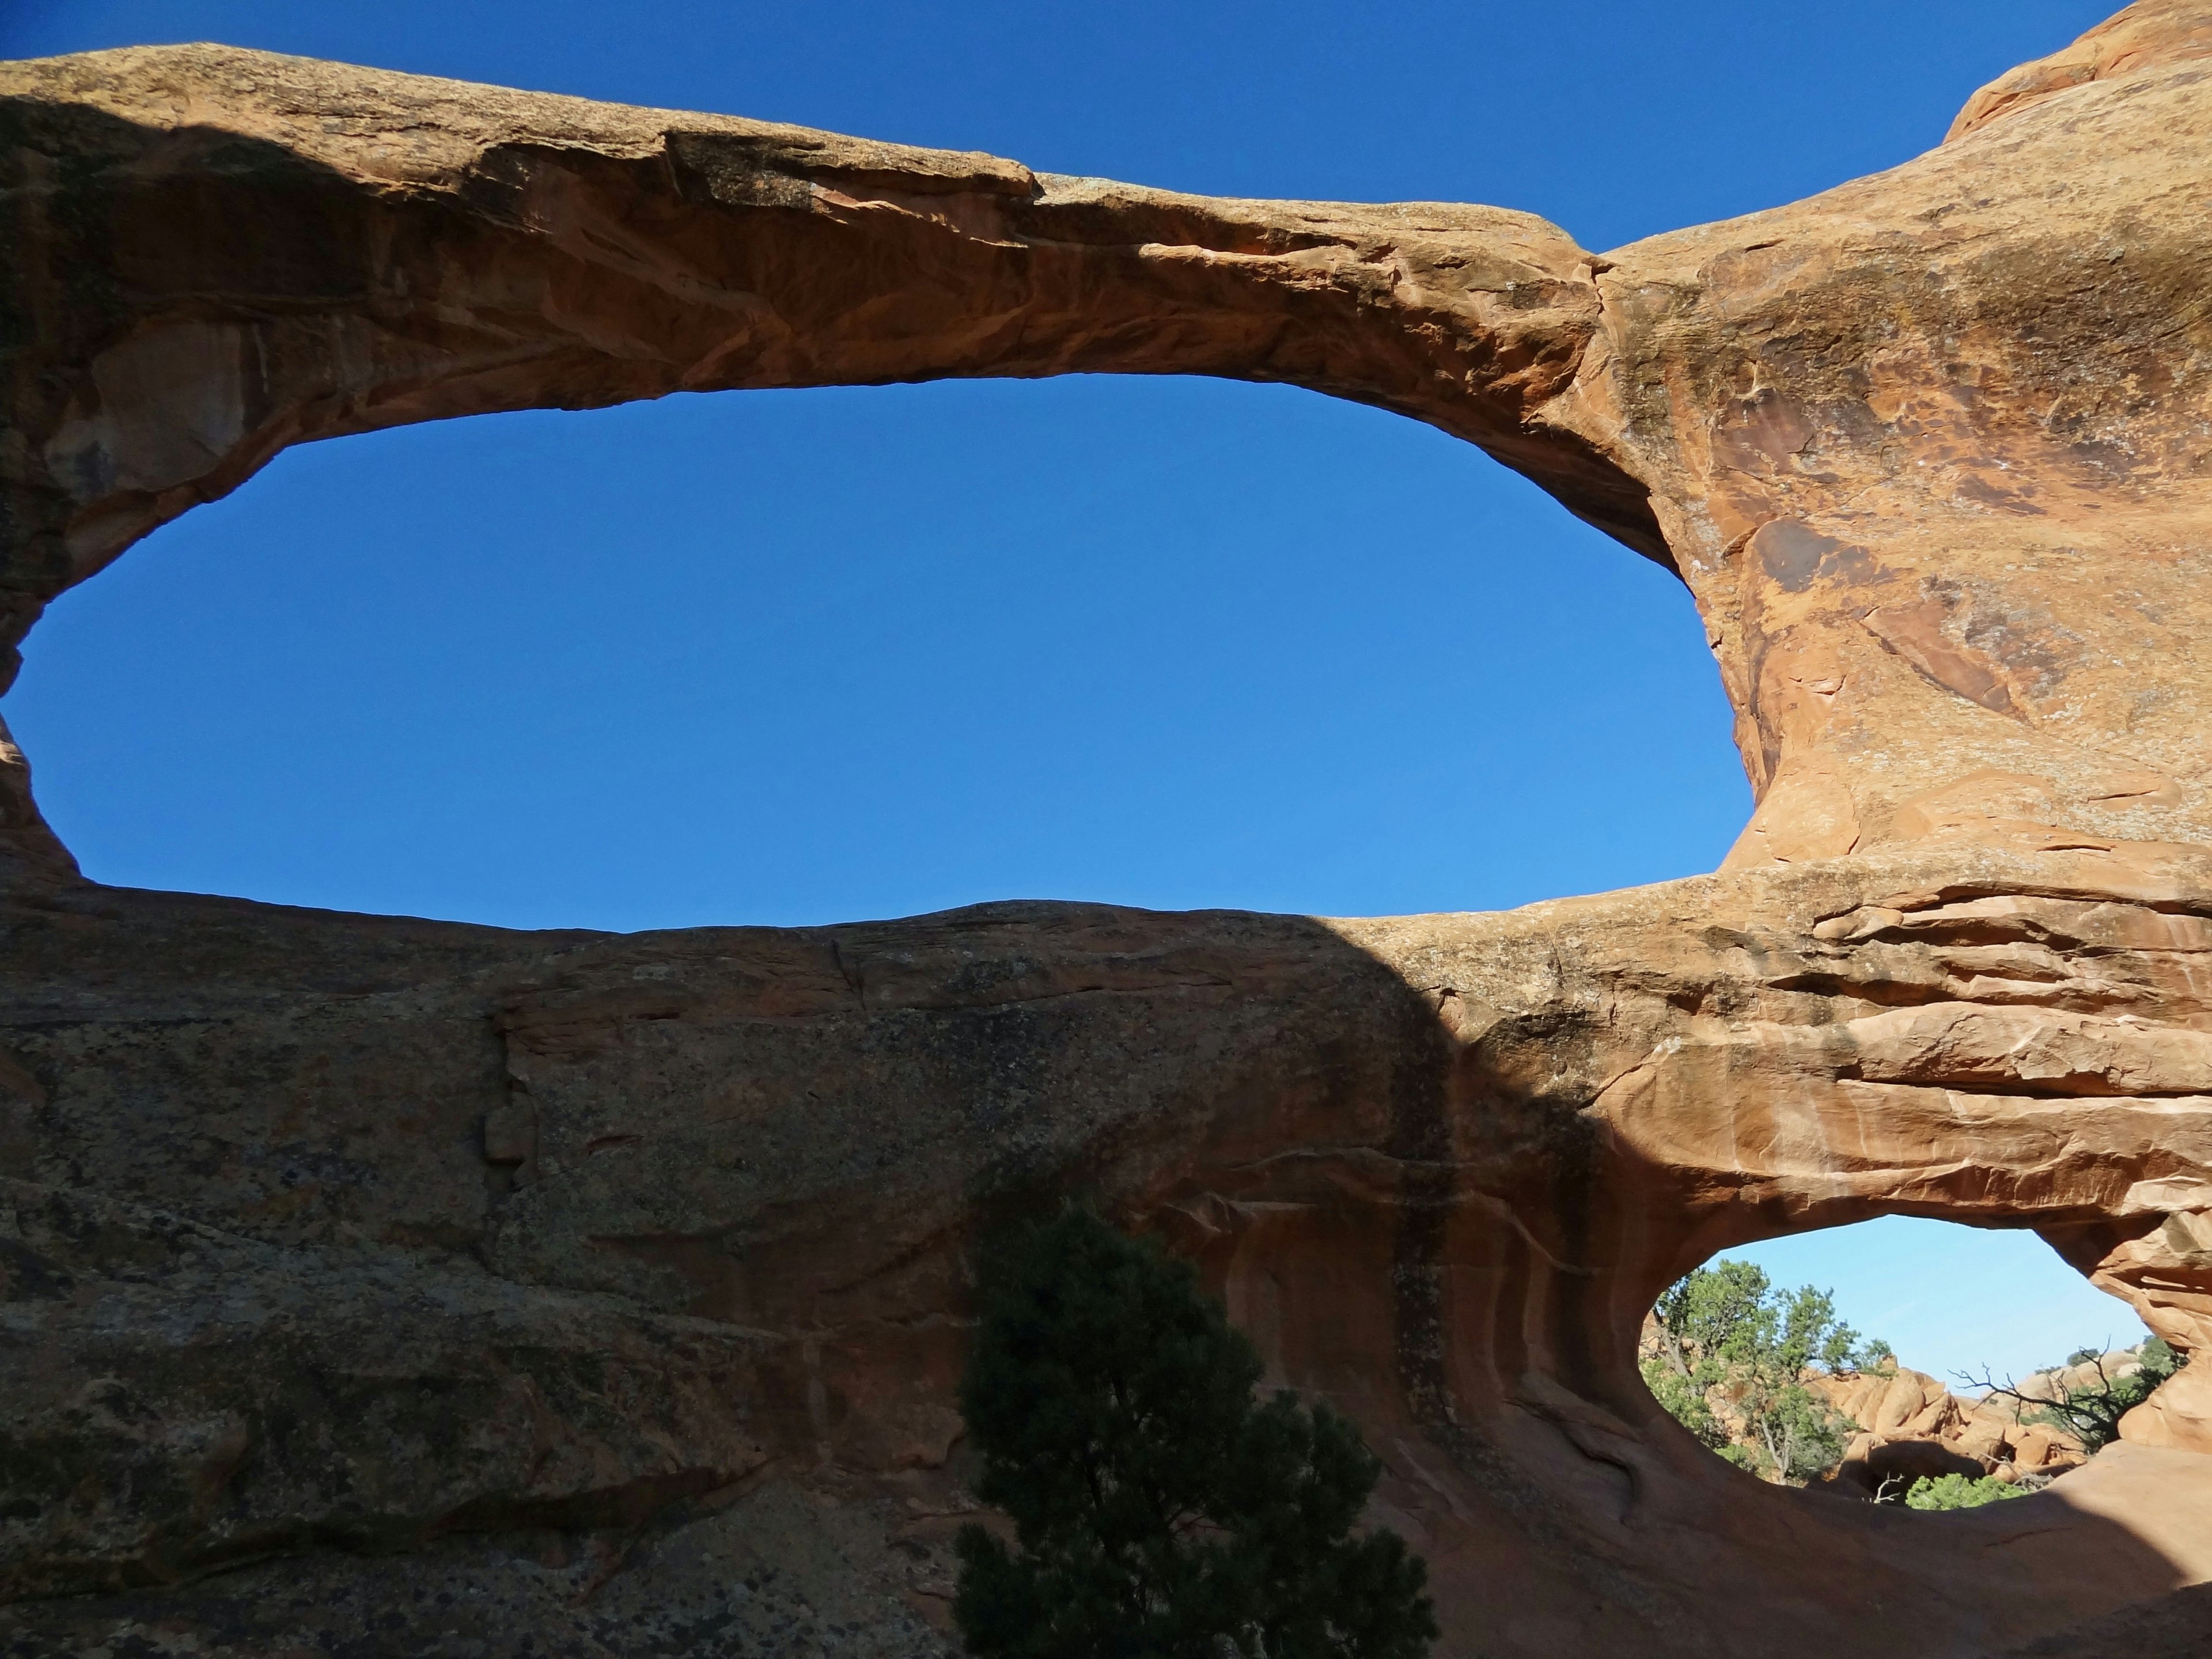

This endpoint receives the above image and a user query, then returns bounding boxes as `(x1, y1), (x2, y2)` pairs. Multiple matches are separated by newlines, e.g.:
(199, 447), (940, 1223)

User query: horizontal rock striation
(5, 4), (2212, 1655)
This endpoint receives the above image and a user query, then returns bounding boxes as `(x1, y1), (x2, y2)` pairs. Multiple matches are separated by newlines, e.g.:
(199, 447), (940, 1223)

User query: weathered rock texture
(5, 5), (2212, 1655)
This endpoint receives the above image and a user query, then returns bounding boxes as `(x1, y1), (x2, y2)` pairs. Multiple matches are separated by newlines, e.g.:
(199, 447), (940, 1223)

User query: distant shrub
(1904, 1474), (2030, 1511)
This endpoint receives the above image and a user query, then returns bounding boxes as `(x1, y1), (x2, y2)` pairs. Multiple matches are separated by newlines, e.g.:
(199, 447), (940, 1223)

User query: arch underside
(5, 9), (2212, 1656)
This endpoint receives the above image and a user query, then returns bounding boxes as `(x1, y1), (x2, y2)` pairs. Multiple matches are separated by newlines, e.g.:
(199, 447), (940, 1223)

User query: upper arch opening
(1, 376), (1747, 930)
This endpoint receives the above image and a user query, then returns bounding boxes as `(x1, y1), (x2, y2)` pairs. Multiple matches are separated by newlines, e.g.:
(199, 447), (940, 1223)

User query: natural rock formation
(5, 5), (2212, 1655)
(1812, 1361), (2100, 1497)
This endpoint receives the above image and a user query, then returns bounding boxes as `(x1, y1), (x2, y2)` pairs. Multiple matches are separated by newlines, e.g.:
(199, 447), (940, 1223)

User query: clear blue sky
(2, 1), (2143, 1378)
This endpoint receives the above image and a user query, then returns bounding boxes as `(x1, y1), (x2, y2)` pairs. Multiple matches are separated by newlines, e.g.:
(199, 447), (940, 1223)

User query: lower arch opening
(1639, 1215), (2181, 1507)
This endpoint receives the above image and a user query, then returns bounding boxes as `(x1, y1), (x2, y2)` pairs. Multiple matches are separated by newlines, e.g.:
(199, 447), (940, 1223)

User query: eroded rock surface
(5, 5), (2212, 1656)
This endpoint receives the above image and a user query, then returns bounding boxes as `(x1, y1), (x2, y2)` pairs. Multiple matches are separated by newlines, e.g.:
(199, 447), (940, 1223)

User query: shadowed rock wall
(5, 6), (2212, 1655)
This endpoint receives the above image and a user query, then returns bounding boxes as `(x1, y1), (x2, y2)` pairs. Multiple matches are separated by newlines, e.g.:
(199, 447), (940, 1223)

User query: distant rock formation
(5, 4), (2212, 1656)
(1813, 1361), (2108, 1497)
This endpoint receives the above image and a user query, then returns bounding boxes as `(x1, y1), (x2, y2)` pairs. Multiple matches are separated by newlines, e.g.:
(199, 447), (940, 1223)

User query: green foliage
(955, 1207), (1438, 1659)
(1968, 1338), (2188, 1455)
(1637, 1361), (1732, 1453)
(1642, 1259), (1877, 1485)
(1903, 1473), (2031, 1510)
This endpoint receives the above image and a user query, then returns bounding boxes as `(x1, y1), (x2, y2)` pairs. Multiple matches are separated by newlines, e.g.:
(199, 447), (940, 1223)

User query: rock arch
(3, 5), (2211, 1654)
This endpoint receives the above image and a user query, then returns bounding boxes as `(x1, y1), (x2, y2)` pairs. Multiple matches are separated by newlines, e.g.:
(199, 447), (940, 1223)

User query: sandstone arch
(5, 5), (2212, 1655)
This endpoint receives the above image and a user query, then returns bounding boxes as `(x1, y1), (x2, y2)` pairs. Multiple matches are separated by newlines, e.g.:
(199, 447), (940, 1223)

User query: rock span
(5, 5), (2212, 1655)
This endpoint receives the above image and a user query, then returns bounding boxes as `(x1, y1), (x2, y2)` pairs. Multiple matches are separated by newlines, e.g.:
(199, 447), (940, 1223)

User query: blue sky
(1, 1), (2142, 1377)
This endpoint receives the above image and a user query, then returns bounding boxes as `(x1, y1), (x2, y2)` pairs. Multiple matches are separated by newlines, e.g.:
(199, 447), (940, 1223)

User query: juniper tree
(1642, 1259), (1878, 1485)
(953, 1208), (1437, 1659)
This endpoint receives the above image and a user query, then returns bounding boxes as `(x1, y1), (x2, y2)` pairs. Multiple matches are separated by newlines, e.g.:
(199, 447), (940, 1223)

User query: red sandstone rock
(4, 5), (2212, 1657)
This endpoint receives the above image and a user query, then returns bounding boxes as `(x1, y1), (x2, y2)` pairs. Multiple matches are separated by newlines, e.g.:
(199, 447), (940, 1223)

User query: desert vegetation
(1641, 1260), (1885, 1486)
(954, 1210), (1437, 1659)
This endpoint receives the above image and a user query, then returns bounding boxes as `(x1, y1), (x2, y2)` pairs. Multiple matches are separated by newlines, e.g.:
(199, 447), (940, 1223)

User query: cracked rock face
(5, 5), (2212, 1656)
